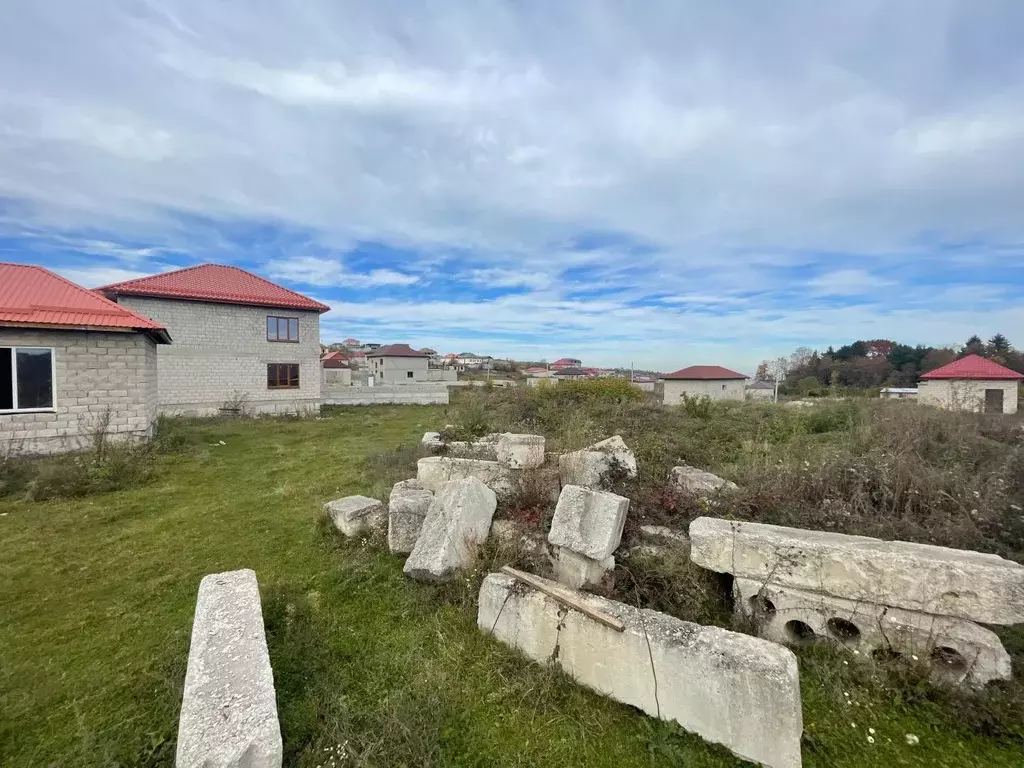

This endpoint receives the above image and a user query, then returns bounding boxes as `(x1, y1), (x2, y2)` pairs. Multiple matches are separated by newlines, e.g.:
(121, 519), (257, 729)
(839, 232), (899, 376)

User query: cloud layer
(2, 1), (1023, 369)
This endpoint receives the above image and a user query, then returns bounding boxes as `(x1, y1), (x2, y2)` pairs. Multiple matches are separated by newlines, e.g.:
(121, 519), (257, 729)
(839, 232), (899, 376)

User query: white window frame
(0, 345), (57, 414)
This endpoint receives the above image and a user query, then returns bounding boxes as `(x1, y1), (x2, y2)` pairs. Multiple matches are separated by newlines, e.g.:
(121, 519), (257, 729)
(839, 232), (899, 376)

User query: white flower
(868, 736), (875, 744)
(911, 654), (918, 661)
(851, 722), (857, 728)
(869, 728), (875, 734)
(905, 734), (920, 746)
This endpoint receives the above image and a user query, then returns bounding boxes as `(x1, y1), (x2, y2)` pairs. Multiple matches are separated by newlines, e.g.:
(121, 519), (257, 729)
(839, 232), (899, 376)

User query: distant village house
(660, 365), (747, 404)
(918, 355), (1021, 414)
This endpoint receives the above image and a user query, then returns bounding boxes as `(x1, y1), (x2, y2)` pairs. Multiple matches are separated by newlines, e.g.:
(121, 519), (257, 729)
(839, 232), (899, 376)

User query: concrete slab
(388, 480), (434, 554)
(325, 495), (385, 537)
(548, 484), (629, 560)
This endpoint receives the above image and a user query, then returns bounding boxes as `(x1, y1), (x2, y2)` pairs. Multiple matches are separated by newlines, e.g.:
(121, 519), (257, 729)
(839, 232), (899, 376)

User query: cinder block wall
(368, 356), (430, 384)
(662, 379), (746, 404)
(0, 328), (158, 456)
(118, 297), (322, 416)
(919, 379), (1019, 414)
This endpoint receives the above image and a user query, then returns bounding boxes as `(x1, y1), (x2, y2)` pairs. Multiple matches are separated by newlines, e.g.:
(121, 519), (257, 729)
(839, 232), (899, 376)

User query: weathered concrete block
(496, 433), (546, 469)
(404, 477), (497, 581)
(558, 435), (638, 489)
(325, 495), (385, 537)
(690, 517), (1024, 625)
(733, 578), (1011, 687)
(478, 573), (803, 768)
(552, 546), (615, 588)
(176, 569), (282, 768)
(388, 480), (434, 554)
(671, 465), (738, 495)
(421, 431), (443, 449)
(548, 484), (629, 560)
(416, 456), (511, 493)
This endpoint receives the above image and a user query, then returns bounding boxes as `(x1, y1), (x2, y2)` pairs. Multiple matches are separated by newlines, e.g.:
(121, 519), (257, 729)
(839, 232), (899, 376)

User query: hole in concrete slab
(871, 648), (903, 664)
(748, 594), (776, 618)
(783, 620), (816, 645)
(931, 646), (967, 673)
(826, 618), (861, 644)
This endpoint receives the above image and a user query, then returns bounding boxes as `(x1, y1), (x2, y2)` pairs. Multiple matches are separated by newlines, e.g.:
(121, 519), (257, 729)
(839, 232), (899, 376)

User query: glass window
(1, 346), (54, 411)
(267, 363), (300, 389)
(267, 316), (299, 342)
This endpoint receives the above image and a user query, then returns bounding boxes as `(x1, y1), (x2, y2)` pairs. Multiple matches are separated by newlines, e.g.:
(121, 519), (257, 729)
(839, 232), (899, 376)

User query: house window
(407, 371), (414, 378)
(722, 384), (726, 390)
(267, 316), (299, 342)
(267, 363), (300, 389)
(1, 346), (55, 412)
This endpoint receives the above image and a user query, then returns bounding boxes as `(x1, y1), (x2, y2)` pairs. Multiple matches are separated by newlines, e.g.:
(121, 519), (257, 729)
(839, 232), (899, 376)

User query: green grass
(1, 405), (1022, 767)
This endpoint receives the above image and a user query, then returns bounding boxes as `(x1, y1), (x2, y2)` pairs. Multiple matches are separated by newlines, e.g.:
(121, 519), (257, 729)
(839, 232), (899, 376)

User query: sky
(2, 1), (1024, 373)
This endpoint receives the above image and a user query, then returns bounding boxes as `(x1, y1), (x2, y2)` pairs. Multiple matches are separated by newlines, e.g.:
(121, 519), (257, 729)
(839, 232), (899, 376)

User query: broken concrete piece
(479, 572), (803, 768)
(388, 480), (434, 554)
(639, 525), (691, 555)
(421, 431), (443, 449)
(548, 484), (629, 560)
(553, 546), (614, 588)
(671, 465), (738, 495)
(325, 495), (385, 537)
(176, 569), (282, 768)
(690, 517), (1024, 625)
(496, 433), (546, 470)
(734, 578), (1011, 687)
(416, 456), (511, 494)
(404, 477), (497, 582)
(558, 435), (638, 489)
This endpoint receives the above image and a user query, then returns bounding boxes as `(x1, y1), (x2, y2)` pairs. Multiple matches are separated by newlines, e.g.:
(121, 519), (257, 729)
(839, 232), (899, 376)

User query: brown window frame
(267, 316), (300, 343)
(267, 363), (300, 389)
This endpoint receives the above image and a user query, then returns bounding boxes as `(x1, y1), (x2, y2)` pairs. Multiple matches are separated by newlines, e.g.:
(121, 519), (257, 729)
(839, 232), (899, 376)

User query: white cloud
(807, 269), (894, 296)
(266, 256), (417, 287)
(51, 266), (148, 288)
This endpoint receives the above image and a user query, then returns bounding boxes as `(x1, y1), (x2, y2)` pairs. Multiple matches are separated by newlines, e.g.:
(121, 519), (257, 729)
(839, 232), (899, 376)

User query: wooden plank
(499, 566), (626, 632)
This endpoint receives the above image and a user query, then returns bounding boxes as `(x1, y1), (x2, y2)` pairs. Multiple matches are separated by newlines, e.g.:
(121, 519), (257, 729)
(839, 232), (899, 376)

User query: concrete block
(496, 433), (546, 469)
(733, 577), (1011, 687)
(548, 484), (629, 560)
(416, 456), (511, 494)
(639, 525), (691, 558)
(388, 480), (434, 554)
(325, 495), (385, 537)
(689, 517), (1024, 625)
(552, 546), (614, 588)
(558, 434), (637, 489)
(404, 477), (497, 581)
(176, 569), (282, 768)
(671, 465), (738, 495)
(479, 573), (803, 768)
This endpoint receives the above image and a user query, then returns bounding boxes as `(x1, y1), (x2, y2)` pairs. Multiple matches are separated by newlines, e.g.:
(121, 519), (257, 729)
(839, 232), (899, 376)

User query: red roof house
(1, 263), (170, 455)
(551, 357), (582, 369)
(918, 354), (1022, 414)
(660, 364), (748, 405)
(366, 344), (428, 358)
(98, 264), (328, 417)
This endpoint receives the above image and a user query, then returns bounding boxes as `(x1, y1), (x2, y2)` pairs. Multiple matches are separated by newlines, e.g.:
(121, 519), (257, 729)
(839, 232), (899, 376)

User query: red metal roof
(0, 263), (170, 342)
(662, 365), (747, 380)
(366, 343), (427, 358)
(920, 354), (1023, 381)
(551, 357), (581, 366)
(99, 264), (330, 312)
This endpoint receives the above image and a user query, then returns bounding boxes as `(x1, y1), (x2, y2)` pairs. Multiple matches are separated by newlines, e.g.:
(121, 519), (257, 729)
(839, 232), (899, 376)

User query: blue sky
(2, 1), (1024, 371)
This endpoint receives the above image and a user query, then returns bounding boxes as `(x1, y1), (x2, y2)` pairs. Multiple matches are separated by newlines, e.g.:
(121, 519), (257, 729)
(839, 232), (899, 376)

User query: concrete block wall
(663, 378), (746, 404)
(0, 328), (158, 456)
(368, 355), (430, 384)
(118, 297), (322, 416)
(919, 379), (1019, 414)
(323, 384), (450, 406)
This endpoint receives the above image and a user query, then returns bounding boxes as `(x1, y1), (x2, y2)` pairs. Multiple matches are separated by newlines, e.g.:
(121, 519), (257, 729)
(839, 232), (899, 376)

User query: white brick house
(100, 264), (329, 417)
(918, 354), (1022, 414)
(661, 365), (748, 404)
(367, 344), (429, 384)
(1, 264), (169, 456)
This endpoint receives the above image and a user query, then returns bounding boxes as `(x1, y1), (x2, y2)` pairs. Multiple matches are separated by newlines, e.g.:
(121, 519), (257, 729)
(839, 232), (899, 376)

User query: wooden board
(499, 566), (626, 632)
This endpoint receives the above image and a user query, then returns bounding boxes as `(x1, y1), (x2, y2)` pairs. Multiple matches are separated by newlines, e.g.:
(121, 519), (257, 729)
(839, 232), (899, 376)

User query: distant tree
(963, 335), (985, 357)
(825, 346), (836, 358)
(863, 339), (895, 359)
(988, 333), (1011, 361)
(755, 361), (771, 381)
(921, 347), (957, 373)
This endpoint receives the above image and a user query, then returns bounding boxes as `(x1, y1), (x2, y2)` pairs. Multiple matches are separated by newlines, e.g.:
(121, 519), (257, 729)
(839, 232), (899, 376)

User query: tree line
(757, 334), (1023, 392)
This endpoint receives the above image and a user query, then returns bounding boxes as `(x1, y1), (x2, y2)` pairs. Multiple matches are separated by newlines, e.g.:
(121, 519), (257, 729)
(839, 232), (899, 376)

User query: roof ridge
(28, 264), (166, 328)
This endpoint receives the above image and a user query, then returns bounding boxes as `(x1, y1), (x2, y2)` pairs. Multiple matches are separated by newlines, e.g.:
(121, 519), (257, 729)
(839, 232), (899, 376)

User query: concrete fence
(323, 384), (450, 406)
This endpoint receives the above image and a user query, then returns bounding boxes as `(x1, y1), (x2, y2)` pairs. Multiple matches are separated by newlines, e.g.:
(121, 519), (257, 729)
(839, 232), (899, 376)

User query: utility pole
(630, 361), (634, 383)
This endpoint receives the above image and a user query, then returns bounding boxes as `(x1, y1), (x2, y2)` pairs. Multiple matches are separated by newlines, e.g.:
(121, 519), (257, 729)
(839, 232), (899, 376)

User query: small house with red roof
(918, 354), (1022, 414)
(1, 263), (170, 455)
(100, 264), (329, 417)
(550, 357), (582, 370)
(366, 344), (430, 384)
(660, 365), (748, 405)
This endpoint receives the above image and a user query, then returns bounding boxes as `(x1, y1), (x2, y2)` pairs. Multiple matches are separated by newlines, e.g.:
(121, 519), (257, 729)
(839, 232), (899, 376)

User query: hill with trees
(758, 334), (1024, 393)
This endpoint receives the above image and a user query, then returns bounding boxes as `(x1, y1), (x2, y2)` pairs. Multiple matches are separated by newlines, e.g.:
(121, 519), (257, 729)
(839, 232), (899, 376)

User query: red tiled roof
(99, 264), (330, 312)
(920, 354), (1023, 381)
(321, 351), (349, 362)
(0, 263), (170, 342)
(662, 365), (746, 380)
(551, 357), (581, 366)
(343, 338), (360, 345)
(322, 358), (350, 369)
(366, 343), (427, 358)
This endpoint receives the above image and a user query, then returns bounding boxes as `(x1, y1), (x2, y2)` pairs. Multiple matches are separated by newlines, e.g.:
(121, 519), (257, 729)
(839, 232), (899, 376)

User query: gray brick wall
(367, 355), (429, 384)
(117, 297), (322, 416)
(0, 328), (159, 456)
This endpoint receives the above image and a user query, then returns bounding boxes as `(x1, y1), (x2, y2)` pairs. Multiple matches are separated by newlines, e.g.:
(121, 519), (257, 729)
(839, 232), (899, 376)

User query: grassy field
(1, 398), (1023, 767)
